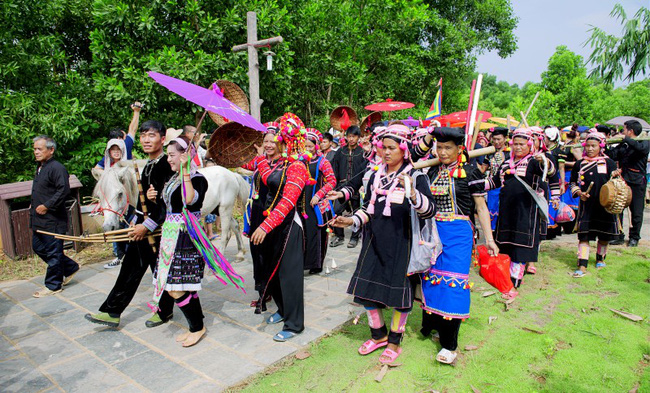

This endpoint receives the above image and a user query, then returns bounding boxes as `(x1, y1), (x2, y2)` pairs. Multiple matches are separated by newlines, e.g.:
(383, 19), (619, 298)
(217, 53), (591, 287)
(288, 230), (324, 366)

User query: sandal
(379, 347), (402, 365)
(572, 270), (586, 278)
(596, 262), (606, 269)
(501, 289), (519, 300)
(266, 312), (284, 324)
(358, 339), (388, 355)
(526, 266), (537, 275)
(273, 330), (298, 342)
(436, 348), (457, 364)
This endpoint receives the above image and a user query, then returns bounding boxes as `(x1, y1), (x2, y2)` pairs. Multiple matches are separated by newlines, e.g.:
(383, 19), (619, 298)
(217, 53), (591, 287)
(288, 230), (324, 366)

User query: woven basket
(208, 122), (263, 168)
(330, 106), (359, 132)
(360, 111), (382, 137)
(208, 80), (250, 127)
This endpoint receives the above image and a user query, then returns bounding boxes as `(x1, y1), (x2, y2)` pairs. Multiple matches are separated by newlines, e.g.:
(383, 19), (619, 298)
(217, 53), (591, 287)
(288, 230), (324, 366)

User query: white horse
(92, 161), (249, 259)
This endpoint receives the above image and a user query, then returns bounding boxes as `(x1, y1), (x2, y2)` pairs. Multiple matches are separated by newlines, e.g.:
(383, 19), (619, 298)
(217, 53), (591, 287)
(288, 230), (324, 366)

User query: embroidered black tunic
(347, 164), (435, 309)
(486, 157), (547, 262)
(569, 158), (620, 240)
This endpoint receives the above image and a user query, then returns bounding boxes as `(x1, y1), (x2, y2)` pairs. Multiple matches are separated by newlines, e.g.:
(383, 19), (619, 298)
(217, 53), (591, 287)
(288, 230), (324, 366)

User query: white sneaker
(104, 257), (122, 269)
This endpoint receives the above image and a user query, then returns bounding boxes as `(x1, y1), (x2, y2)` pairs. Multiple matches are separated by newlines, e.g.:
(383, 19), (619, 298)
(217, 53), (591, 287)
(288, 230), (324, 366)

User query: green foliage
(587, 4), (650, 84)
(479, 46), (650, 127)
(1, 0), (517, 190)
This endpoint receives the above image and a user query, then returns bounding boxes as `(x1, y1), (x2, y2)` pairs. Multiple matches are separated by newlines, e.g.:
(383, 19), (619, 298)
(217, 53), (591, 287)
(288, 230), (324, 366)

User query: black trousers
(99, 238), (173, 318)
(421, 311), (462, 351)
(265, 221), (305, 333)
(333, 197), (361, 240)
(32, 231), (79, 291)
(626, 182), (646, 241)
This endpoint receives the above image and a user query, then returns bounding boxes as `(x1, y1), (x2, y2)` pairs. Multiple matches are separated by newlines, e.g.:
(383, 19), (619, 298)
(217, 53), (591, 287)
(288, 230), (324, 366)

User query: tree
(1, 0), (519, 189)
(586, 4), (650, 84)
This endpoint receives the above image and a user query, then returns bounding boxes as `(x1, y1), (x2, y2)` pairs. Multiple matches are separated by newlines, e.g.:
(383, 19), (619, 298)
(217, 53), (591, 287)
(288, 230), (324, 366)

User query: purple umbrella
(148, 72), (266, 132)
(399, 116), (420, 127)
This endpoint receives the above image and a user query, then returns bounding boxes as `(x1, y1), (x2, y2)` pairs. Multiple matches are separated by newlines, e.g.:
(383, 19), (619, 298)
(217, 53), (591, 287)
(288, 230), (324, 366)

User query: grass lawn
(237, 243), (650, 392)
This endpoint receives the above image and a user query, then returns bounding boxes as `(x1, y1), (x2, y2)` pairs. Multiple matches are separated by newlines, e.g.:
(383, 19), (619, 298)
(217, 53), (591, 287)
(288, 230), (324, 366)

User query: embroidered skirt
(153, 228), (205, 292)
(420, 219), (473, 319)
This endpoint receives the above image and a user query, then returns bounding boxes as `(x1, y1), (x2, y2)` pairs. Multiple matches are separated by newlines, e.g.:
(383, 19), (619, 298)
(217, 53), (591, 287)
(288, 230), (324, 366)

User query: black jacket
(30, 158), (71, 233)
(606, 136), (650, 185)
(331, 145), (367, 187)
(139, 155), (175, 231)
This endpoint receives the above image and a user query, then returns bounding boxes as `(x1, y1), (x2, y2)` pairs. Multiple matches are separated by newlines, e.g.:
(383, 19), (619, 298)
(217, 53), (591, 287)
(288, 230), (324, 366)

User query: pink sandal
(358, 339), (388, 355)
(501, 289), (519, 300)
(526, 266), (537, 275)
(379, 347), (402, 364)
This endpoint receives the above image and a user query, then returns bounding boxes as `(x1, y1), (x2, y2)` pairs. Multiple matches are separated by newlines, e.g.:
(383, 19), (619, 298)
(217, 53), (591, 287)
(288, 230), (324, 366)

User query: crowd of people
(28, 102), (648, 363)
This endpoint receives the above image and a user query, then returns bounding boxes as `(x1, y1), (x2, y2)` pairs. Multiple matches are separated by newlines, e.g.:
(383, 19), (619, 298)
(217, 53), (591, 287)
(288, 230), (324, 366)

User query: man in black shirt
(330, 126), (367, 248)
(85, 120), (175, 327)
(30, 136), (79, 298)
(606, 120), (649, 247)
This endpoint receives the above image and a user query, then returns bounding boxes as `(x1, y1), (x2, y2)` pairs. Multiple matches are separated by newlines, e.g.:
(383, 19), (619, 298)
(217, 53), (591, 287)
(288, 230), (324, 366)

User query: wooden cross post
(232, 12), (283, 121)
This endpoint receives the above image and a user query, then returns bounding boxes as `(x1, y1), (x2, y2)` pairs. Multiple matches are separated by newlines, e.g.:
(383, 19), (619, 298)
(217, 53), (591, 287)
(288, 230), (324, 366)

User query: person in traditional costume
(570, 130), (621, 277)
(303, 128), (337, 274)
(332, 123), (435, 365)
(250, 113), (310, 342)
(527, 126), (561, 274)
(481, 127), (510, 231)
(243, 122), (281, 314)
(559, 124), (583, 232)
(544, 126), (565, 240)
(485, 128), (555, 298)
(420, 127), (498, 365)
(85, 120), (176, 328)
(149, 135), (244, 347)
(329, 125), (368, 248)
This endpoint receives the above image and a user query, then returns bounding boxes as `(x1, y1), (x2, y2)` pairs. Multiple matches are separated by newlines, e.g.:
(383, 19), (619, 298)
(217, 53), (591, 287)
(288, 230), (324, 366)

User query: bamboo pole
(413, 146), (496, 169)
(519, 111), (530, 128)
(466, 74), (483, 150)
(564, 136), (650, 148)
(470, 114), (484, 150)
(524, 91), (540, 119)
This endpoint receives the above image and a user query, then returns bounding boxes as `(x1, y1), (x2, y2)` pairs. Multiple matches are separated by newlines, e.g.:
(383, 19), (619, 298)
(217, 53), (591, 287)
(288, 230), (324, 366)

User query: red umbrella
(365, 98), (415, 112)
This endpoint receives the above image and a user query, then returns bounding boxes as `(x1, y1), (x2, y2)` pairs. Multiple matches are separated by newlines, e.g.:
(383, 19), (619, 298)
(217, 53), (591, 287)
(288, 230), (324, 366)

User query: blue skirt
(561, 172), (579, 211)
(487, 188), (501, 231)
(420, 219), (473, 319)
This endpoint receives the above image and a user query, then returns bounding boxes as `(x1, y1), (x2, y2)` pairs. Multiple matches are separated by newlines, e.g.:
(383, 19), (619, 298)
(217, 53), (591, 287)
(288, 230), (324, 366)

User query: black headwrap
(490, 127), (508, 138)
(432, 127), (465, 146)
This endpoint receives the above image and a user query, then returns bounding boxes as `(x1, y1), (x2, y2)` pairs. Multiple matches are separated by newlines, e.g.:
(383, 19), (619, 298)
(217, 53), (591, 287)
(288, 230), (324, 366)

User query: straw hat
(164, 128), (183, 146)
(208, 122), (263, 168)
(330, 106), (359, 132)
(360, 111), (382, 137)
(208, 80), (250, 127)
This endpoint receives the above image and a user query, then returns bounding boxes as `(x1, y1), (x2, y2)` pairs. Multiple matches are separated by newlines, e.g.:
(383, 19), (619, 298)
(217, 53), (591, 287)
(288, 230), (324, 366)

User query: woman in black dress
(150, 136), (244, 347)
(303, 128), (336, 274)
(250, 113), (310, 342)
(485, 128), (555, 299)
(333, 123), (435, 365)
(243, 123), (281, 313)
(569, 130), (620, 277)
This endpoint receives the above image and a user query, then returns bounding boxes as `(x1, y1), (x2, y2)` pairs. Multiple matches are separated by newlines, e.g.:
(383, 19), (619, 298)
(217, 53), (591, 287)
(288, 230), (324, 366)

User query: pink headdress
(367, 123), (413, 217)
(306, 128), (323, 144)
(171, 137), (199, 174)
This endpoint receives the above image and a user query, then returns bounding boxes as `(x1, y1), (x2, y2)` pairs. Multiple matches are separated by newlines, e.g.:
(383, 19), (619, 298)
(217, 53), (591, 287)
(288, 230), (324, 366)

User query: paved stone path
(0, 234), (362, 392)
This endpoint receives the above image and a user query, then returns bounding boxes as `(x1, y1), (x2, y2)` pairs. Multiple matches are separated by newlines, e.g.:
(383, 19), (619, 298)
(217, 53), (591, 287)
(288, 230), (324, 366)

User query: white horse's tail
(235, 173), (251, 205)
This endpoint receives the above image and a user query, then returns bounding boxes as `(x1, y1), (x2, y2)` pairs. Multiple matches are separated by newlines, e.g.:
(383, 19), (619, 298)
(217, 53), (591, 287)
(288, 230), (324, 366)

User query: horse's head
(93, 162), (138, 232)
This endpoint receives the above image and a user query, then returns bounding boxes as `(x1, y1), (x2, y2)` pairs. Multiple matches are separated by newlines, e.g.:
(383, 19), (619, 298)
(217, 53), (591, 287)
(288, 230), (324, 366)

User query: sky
(476, 0), (649, 87)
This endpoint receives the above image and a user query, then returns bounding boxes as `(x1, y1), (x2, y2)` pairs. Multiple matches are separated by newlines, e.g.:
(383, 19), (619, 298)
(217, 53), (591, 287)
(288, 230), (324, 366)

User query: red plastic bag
(476, 245), (513, 294)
